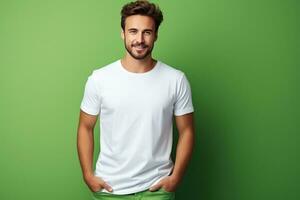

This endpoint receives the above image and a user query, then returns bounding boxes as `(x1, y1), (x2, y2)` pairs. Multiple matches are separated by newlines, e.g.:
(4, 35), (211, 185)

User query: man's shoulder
(93, 60), (119, 74)
(91, 59), (119, 77)
(158, 60), (185, 78)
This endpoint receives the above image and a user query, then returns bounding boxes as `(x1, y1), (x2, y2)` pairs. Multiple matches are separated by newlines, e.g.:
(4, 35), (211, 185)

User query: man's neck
(120, 55), (157, 73)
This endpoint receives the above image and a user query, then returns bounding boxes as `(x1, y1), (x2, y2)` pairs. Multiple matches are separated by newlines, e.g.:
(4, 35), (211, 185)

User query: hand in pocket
(84, 174), (113, 193)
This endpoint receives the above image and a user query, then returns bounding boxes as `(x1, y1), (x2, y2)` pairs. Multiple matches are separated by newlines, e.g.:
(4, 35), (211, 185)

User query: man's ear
(121, 29), (125, 40)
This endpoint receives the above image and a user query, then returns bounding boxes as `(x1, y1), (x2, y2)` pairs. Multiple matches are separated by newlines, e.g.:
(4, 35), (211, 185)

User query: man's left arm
(149, 112), (195, 192)
(171, 112), (195, 184)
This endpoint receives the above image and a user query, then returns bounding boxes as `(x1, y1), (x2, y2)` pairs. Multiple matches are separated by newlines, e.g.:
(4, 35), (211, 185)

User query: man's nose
(136, 32), (145, 43)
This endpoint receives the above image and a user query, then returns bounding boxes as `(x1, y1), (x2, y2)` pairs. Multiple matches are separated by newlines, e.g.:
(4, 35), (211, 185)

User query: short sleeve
(173, 73), (194, 116)
(80, 75), (101, 116)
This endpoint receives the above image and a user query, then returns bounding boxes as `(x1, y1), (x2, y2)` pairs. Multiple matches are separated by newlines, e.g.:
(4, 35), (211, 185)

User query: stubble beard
(124, 40), (154, 60)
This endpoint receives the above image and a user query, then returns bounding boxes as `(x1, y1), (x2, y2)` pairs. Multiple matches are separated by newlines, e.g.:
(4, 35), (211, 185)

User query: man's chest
(99, 79), (175, 116)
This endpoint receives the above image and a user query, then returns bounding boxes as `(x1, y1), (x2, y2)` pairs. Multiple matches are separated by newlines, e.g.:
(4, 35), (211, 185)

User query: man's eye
(144, 31), (151, 35)
(129, 30), (137, 34)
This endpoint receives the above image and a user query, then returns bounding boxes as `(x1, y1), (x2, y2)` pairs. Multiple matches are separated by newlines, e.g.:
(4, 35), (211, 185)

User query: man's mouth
(133, 44), (147, 50)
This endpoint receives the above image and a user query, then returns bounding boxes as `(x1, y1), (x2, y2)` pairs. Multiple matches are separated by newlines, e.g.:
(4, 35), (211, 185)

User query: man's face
(121, 15), (157, 60)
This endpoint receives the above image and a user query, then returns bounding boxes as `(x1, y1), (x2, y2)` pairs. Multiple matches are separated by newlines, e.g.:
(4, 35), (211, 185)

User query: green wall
(0, 1), (299, 200)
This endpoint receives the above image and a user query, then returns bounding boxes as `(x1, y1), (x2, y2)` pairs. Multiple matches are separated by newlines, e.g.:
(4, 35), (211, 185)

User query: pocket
(93, 190), (112, 196)
(161, 187), (175, 194)
(93, 189), (103, 194)
(93, 190), (102, 194)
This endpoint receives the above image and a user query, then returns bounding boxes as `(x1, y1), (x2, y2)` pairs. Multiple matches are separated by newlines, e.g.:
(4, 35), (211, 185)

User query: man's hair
(121, 0), (163, 32)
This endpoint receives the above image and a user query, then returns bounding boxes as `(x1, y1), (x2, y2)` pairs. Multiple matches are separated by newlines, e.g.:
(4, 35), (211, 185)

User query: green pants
(91, 188), (175, 200)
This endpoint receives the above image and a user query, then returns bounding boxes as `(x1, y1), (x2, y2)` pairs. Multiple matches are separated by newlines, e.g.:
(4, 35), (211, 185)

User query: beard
(124, 40), (154, 60)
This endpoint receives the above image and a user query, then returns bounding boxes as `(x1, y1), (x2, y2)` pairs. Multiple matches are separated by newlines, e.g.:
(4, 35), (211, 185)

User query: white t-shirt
(80, 59), (194, 195)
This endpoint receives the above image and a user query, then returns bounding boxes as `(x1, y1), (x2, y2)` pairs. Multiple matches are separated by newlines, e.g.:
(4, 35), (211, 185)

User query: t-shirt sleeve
(80, 74), (101, 116)
(173, 73), (194, 116)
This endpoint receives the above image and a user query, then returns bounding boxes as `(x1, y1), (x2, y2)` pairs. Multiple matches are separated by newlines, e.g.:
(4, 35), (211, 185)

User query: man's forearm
(77, 127), (94, 178)
(171, 128), (195, 183)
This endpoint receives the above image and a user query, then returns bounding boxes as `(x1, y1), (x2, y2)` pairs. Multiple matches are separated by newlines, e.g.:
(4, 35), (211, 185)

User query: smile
(134, 46), (147, 51)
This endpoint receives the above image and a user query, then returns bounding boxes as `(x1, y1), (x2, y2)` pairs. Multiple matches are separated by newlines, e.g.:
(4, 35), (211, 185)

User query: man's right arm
(76, 110), (113, 192)
(77, 109), (97, 179)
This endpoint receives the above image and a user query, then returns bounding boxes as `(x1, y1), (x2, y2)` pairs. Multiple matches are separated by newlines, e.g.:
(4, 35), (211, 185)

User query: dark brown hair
(121, 0), (163, 32)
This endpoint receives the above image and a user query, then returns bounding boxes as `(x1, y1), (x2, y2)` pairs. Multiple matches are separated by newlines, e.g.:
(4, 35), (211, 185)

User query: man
(77, 1), (195, 200)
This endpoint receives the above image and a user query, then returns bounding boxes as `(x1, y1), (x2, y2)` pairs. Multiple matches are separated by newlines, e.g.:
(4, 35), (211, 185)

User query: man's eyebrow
(127, 28), (154, 32)
(143, 29), (153, 32)
(127, 28), (138, 31)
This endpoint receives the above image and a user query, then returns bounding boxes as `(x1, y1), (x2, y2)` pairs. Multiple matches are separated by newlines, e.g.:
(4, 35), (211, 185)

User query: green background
(0, 0), (299, 200)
